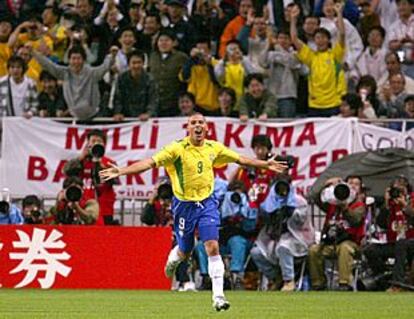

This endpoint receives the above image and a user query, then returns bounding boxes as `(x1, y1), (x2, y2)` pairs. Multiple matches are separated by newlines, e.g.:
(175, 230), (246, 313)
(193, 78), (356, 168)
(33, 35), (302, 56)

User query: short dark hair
(68, 45), (87, 61)
(341, 93), (363, 111)
(118, 26), (136, 38)
(277, 28), (290, 37)
(127, 49), (145, 63)
(87, 129), (107, 144)
(314, 27), (331, 40)
(158, 183), (173, 200)
(179, 91), (196, 104)
(345, 175), (363, 184)
(195, 37), (211, 48)
(396, 0), (413, 4)
(368, 26), (386, 39)
(228, 179), (246, 193)
(63, 176), (83, 189)
(157, 29), (177, 42)
(356, 75), (377, 95)
(144, 13), (161, 25)
(304, 15), (320, 25)
(251, 134), (273, 151)
(22, 195), (41, 208)
(40, 70), (57, 82)
(404, 94), (414, 104)
(244, 73), (264, 88)
(7, 55), (27, 71)
(218, 87), (236, 104)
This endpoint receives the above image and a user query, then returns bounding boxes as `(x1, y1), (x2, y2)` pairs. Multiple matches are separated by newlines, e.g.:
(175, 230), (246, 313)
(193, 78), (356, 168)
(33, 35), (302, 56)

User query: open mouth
(194, 127), (203, 136)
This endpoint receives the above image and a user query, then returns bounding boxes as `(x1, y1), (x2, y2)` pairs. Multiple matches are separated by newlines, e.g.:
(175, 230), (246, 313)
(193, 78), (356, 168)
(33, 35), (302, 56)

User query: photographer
(231, 135), (279, 211)
(308, 175), (366, 291)
(251, 177), (315, 292)
(0, 188), (24, 225)
(51, 176), (98, 225)
(179, 38), (220, 114)
(22, 195), (48, 224)
(64, 129), (118, 225)
(219, 180), (257, 290)
(141, 178), (174, 227)
(363, 177), (414, 291)
(383, 176), (414, 291)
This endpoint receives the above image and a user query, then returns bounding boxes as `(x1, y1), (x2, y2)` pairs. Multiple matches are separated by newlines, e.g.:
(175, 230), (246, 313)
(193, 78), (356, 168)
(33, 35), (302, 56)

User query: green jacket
(239, 89), (278, 118)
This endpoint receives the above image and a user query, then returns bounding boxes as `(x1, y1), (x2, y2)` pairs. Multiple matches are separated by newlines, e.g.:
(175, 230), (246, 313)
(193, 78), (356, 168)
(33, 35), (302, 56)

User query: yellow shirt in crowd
(0, 42), (12, 77)
(180, 59), (219, 112)
(297, 43), (347, 109)
(224, 63), (245, 107)
(152, 137), (240, 202)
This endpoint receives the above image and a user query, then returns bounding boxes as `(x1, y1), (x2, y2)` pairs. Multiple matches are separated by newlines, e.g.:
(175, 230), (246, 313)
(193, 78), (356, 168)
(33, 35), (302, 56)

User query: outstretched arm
(335, 2), (345, 46)
(99, 158), (155, 181)
(236, 156), (287, 173)
(290, 5), (304, 51)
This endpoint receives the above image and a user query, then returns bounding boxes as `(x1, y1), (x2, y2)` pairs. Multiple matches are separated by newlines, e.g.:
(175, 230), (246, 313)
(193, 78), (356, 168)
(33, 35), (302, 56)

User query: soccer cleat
(212, 296), (230, 312)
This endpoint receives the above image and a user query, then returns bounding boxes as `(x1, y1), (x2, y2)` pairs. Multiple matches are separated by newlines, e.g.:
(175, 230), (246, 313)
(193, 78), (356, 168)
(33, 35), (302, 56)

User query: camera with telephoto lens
(0, 188), (11, 215)
(230, 192), (242, 204)
(321, 222), (351, 245)
(0, 201), (10, 215)
(65, 184), (83, 202)
(321, 182), (356, 205)
(389, 186), (402, 200)
(274, 154), (295, 169)
(90, 143), (105, 159)
(274, 176), (291, 198)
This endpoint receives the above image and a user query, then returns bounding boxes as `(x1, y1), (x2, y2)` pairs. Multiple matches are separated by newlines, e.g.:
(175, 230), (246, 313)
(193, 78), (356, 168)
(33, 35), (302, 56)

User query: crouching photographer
(309, 176), (366, 291)
(251, 176), (315, 291)
(0, 188), (24, 225)
(64, 129), (118, 225)
(219, 180), (258, 290)
(380, 176), (414, 292)
(50, 177), (99, 225)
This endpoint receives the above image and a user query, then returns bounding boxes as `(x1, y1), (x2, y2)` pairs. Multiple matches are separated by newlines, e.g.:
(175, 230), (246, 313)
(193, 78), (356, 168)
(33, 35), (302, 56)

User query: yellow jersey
(297, 43), (347, 109)
(152, 137), (240, 202)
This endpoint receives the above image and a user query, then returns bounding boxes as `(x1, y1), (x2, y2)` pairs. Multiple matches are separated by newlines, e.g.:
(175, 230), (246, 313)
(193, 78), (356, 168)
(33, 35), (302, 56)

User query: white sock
(167, 245), (182, 263)
(208, 255), (225, 299)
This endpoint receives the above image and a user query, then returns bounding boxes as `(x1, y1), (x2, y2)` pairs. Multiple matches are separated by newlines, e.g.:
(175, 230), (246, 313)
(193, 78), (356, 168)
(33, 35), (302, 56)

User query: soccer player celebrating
(100, 113), (287, 311)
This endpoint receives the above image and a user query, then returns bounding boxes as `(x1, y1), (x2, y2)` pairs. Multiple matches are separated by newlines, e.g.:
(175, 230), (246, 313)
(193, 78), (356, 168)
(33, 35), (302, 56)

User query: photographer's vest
(325, 201), (366, 245)
(387, 192), (414, 242)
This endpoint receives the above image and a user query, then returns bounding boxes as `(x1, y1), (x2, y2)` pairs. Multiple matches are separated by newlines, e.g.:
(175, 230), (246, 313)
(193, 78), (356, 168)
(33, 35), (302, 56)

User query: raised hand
(99, 162), (121, 182)
(267, 159), (289, 173)
(334, 1), (344, 15)
(290, 5), (301, 20)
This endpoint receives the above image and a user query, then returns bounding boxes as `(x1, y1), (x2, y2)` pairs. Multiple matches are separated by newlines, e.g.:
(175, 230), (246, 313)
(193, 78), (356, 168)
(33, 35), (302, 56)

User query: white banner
(353, 122), (414, 152)
(0, 117), (355, 198)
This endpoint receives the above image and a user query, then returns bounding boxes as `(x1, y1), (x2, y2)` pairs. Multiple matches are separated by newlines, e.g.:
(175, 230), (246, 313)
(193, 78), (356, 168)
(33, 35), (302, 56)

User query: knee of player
(204, 239), (220, 256)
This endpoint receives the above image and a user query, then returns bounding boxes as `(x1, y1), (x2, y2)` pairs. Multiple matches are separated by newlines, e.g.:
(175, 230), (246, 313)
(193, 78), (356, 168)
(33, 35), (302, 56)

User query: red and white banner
(0, 225), (172, 289)
(0, 117), (354, 196)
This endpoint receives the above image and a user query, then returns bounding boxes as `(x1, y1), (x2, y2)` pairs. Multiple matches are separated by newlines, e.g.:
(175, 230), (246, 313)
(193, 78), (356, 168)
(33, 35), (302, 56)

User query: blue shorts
(172, 196), (220, 254)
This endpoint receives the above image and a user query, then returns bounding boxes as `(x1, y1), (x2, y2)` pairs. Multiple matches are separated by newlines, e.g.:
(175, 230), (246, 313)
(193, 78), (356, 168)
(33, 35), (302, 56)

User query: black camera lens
(334, 183), (351, 201)
(389, 187), (402, 199)
(31, 209), (41, 218)
(90, 143), (105, 158)
(0, 201), (10, 214)
(230, 192), (242, 204)
(274, 180), (290, 197)
(65, 185), (83, 202)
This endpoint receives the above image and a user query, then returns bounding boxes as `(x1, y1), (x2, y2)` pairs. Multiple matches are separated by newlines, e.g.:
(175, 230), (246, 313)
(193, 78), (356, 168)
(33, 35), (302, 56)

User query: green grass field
(0, 290), (413, 319)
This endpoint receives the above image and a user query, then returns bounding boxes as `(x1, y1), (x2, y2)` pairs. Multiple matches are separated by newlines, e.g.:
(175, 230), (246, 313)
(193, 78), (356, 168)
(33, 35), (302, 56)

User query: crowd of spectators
(0, 0), (413, 293)
(0, 0), (413, 125)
